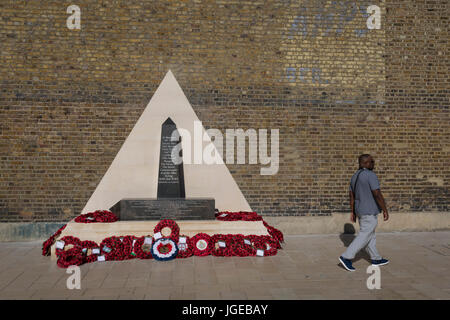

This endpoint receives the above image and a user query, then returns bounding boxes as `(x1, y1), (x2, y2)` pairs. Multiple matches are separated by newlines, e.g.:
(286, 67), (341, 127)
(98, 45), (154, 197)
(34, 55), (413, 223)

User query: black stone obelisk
(157, 118), (186, 198)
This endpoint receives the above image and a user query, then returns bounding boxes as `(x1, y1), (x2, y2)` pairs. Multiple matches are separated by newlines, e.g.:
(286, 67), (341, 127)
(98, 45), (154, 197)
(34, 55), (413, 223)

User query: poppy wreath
(42, 224), (67, 256)
(133, 236), (154, 259)
(229, 234), (256, 257)
(239, 211), (263, 221)
(57, 246), (84, 268)
(211, 234), (233, 257)
(100, 236), (125, 261)
(151, 238), (178, 261)
(55, 236), (82, 258)
(215, 211), (262, 222)
(252, 236), (278, 256)
(263, 221), (284, 244)
(122, 235), (138, 259)
(80, 240), (99, 264)
(191, 233), (214, 257)
(74, 210), (119, 223)
(153, 219), (180, 243)
(176, 235), (193, 259)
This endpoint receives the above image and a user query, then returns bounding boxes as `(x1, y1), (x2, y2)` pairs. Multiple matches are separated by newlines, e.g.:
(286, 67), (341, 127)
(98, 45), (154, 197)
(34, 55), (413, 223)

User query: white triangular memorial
(81, 70), (252, 214)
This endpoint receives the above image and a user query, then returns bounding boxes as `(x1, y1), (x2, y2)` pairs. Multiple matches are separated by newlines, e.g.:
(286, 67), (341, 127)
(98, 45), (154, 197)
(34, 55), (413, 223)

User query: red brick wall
(0, 1), (448, 222)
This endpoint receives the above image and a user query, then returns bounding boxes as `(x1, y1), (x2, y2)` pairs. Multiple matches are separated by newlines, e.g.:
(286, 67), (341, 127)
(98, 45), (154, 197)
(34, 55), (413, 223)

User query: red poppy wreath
(191, 233), (214, 257)
(153, 219), (180, 242)
(133, 236), (154, 259)
(176, 235), (193, 259)
(74, 210), (118, 223)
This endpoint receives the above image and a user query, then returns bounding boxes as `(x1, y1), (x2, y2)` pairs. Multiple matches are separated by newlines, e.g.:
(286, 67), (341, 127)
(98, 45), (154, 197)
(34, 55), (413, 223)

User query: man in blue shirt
(339, 154), (390, 271)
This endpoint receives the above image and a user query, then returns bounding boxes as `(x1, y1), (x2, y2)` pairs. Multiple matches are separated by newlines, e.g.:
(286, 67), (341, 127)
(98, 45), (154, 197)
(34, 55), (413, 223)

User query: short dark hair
(358, 154), (371, 168)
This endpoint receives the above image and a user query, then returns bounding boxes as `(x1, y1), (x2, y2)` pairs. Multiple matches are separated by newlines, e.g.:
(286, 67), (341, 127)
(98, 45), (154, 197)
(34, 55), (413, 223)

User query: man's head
(358, 154), (375, 170)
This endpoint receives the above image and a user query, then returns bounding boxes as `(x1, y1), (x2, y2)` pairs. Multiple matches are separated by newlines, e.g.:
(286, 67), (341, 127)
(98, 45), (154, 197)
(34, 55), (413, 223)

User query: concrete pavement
(0, 231), (448, 300)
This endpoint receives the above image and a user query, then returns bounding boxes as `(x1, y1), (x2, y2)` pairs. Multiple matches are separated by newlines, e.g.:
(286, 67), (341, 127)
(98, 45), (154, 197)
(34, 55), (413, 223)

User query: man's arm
(349, 190), (356, 222)
(372, 189), (389, 221)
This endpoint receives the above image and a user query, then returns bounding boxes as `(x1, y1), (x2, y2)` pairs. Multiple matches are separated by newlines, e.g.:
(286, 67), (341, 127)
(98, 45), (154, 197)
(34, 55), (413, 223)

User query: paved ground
(0, 231), (448, 300)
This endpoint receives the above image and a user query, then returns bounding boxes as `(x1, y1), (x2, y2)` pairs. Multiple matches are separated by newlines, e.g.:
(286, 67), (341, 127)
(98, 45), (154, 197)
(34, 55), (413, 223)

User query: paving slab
(0, 231), (448, 299)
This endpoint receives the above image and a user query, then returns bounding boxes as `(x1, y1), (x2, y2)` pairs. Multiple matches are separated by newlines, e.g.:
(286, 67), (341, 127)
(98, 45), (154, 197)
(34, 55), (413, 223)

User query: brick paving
(0, 231), (448, 300)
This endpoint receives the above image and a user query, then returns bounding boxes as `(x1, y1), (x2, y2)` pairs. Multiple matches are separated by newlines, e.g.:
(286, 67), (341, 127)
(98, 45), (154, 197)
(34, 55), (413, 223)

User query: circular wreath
(252, 236), (278, 256)
(191, 233), (214, 257)
(211, 234), (233, 257)
(229, 234), (256, 257)
(151, 238), (178, 261)
(176, 235), (193, 259)
(57, 246), (84, 268)
(134, 236), (154, 259)
(154, 219), (180, 243)
(80, 240), (99, 264)
(74, 210), (118, 223)
(55, 236), (82, 258)
(100, 236), (125, 261)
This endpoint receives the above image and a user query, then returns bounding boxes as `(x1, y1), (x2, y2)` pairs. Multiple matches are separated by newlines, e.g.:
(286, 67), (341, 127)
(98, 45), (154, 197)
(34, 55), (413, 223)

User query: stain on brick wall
(0, 0), (448, 222)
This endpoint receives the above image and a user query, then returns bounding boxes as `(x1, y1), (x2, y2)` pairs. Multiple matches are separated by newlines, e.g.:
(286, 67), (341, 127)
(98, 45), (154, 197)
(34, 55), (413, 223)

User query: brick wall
(0, 0), (448, 222)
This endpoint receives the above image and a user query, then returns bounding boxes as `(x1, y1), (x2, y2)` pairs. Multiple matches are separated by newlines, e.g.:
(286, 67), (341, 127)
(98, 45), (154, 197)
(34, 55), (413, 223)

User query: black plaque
(157, 118), (186, 198)
(110, 198), (215, 220)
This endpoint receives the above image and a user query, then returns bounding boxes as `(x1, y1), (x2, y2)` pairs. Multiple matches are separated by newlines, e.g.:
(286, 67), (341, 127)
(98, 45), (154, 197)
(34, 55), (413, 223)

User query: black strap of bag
(351, 169), (363, 217)
(351, 169), (363, 196)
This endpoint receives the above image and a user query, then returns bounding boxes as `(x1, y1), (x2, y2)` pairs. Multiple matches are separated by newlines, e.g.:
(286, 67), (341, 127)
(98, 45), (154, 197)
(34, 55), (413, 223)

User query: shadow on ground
(337, 223), (371, 270)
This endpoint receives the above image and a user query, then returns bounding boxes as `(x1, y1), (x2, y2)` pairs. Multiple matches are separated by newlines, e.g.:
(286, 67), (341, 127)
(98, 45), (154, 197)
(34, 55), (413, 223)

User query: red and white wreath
(151, 238), (178, 261)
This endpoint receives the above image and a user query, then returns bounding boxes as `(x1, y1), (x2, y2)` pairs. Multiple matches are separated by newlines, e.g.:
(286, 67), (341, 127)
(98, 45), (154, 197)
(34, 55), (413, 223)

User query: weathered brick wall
(0, 0), (448, 222)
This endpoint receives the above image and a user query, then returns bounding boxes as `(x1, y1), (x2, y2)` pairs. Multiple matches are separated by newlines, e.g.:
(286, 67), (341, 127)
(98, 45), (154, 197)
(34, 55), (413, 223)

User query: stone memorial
(157, 117), (185, 198)
(110, 117), (215, 220)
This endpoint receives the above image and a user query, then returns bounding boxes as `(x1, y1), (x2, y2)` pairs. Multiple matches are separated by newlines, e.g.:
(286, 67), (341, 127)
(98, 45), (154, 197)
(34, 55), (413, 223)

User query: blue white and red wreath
(151, 237), (178, 261)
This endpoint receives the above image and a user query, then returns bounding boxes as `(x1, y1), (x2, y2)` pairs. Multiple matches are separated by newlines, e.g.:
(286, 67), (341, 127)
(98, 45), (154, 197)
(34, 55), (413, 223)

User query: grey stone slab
(110, 198), (215, 220)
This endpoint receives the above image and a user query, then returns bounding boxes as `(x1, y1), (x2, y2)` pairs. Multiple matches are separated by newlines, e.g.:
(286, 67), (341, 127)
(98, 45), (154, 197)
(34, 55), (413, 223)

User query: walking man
(339, 154), (389, 271)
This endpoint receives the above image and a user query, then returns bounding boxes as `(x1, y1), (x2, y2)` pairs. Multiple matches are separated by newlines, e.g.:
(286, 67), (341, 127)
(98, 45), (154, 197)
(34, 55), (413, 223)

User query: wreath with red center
(191, 233), (214, 257)
(100, 236), (125, 261)
(176, 235), (193, 259)
(42, 224), (67, 256)
(133, 236), (154, 259)
(211, 234), (233, 257)
(151, 238), (178, 261)
(74, 210), (118, 223)
(153, 219), (180, 243)
(80, 240), (99, 264)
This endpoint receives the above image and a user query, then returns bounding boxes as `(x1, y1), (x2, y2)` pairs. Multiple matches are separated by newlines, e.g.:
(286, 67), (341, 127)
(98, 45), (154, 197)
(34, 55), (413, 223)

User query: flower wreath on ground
(42, 211), (284, 267)
(151, 238), (178, 261)
(176, 235), (193, 259)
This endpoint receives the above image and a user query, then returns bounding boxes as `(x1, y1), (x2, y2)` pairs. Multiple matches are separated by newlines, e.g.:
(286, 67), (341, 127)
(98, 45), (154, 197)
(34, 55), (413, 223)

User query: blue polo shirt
(349, 168), (382, 215)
